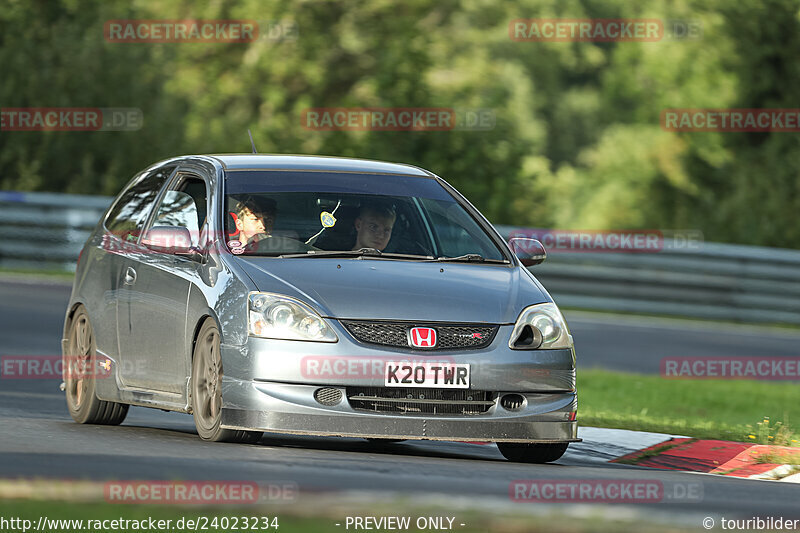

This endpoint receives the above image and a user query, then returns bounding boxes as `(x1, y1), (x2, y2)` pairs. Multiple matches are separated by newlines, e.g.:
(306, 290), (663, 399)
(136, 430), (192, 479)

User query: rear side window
(105, 165), (175, 241)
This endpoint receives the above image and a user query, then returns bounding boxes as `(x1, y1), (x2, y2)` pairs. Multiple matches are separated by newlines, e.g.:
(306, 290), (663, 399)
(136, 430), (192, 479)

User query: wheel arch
(190, 313), (222, 361)
(63, 301), (87, 340)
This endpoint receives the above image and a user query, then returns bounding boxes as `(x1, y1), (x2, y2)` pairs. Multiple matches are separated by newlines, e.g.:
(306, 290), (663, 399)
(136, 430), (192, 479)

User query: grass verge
(0, 267), (74, 281)
(578, 369), (800, 445)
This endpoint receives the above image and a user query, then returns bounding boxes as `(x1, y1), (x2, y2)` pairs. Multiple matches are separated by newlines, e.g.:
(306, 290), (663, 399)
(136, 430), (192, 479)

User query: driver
(233, 197), (276, 249)
(352, 204), (396, 251)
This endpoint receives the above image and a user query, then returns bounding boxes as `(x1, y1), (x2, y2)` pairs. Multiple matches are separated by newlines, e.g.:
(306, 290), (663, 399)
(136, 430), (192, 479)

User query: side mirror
(142, 226), (193, 255)
(509, 237), (546, 266)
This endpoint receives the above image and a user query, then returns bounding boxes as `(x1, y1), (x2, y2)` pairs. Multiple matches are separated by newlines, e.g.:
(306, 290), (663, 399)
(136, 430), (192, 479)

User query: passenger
(352, 204), (396, 251)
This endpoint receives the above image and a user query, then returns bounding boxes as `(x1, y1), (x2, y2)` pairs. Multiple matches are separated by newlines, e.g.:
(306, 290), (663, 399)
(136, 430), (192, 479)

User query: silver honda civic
(61, 154), (578, 463)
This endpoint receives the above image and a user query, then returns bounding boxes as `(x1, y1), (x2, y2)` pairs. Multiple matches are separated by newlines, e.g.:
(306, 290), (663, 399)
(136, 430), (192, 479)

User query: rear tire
(497, 442), (569, 463)
(191, 318), (263, 444)
(64, 306), (129, 425)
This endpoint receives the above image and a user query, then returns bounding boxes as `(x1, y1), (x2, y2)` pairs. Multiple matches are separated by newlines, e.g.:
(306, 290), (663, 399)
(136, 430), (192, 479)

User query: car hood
(231, 257), (549, 323)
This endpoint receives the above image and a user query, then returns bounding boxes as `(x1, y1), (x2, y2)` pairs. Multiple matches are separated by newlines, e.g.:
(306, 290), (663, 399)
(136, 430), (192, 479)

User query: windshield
(223, 170), (508, 261)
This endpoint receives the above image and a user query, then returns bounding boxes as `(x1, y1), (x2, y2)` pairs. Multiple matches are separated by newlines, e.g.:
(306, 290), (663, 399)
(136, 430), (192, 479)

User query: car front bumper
(220, 379), (578, 443)
(218, 325), (579, 443)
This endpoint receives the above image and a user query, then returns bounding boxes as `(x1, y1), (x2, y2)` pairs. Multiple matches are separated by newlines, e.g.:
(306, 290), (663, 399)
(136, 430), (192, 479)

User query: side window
(105, 165), (175, 242)
(150, 175), (208, 247)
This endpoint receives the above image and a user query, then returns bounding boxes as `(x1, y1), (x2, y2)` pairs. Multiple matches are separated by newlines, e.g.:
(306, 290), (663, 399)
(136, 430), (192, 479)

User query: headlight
(248, 292), (338, 342)
(509, 302), (573, 350)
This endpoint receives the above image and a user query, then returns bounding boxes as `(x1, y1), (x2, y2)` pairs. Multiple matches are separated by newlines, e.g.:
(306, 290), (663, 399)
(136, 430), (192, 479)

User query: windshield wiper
(279, 248), (382, 258)
(433, 254), (509, 264)
(279, 248), (434, 260)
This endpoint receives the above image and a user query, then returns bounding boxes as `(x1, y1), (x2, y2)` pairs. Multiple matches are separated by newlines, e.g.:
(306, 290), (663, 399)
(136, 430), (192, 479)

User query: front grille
(346, 386), (495, 416)
(341, 321), (497, 350)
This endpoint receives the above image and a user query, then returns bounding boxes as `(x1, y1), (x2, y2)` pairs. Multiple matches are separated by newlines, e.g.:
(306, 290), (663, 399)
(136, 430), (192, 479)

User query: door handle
(124, 267), (137, 285)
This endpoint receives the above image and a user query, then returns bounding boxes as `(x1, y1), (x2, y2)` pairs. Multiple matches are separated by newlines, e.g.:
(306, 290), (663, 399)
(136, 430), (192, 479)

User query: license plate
(384, 361), (470, 388)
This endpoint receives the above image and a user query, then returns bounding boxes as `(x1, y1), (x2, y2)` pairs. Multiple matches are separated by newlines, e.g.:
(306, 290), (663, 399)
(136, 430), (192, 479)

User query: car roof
(205, 154), (434, 177)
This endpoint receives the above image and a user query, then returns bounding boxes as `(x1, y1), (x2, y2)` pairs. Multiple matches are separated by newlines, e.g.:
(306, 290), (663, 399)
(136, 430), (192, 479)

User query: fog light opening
(314, 387), (343, 406)
(513, 325), (543, 349)
(500, 393), (526, 411)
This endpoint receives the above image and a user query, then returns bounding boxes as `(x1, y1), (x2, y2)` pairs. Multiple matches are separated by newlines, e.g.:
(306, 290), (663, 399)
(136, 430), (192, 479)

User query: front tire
(191, 319), (262, 444)
(497, 442), (569, 463)
(64, 306), (129, 425)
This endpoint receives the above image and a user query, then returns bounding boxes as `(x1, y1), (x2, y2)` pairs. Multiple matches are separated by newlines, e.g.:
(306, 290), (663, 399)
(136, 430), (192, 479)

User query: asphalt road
(1, 278), (799, 526)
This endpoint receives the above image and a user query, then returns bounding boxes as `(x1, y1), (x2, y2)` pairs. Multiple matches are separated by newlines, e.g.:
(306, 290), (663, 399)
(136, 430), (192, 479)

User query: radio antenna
(248, 129), (258, 153)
